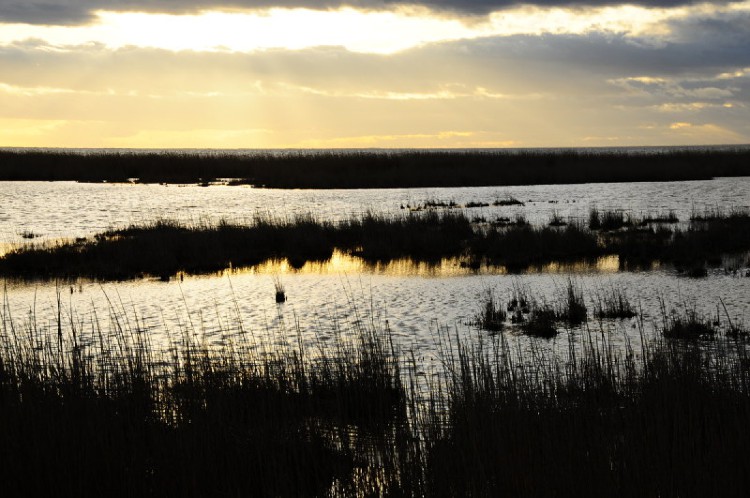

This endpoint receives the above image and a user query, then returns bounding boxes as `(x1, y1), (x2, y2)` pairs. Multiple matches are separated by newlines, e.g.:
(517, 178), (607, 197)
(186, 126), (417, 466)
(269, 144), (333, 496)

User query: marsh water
(1, 176), (749, 362)
(2, 177), (749, 244)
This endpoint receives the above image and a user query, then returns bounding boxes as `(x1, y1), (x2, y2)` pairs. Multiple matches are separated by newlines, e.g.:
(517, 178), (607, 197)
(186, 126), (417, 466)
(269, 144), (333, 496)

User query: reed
(426, 321), (750, 497)
(548, 211), (568, 227)
(593, 285), (638, 319)
(588, 208), (634, 230)
(640, 210), (679, 225)
(2, 209), (749, 281)
(1, 148), (749, 188)
(661, 306), (717, 341)
(556, 279), (587, 325)
(0, 294), (415, 497)
(473, 289), (507, 332)
(2, 286), (750, 495)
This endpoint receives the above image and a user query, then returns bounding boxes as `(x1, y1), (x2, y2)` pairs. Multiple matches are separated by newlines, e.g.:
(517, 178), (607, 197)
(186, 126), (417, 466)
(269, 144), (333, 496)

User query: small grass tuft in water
(523, 302), (558, 338)
(662, 307), (716, 340)
(593, 286), (638, 319)
(548, 211), (568, 227)
(474, 290), (507, 332)
(493, 196), (525, 206)
(273, 276), (287, 303)
(556, 279), (587, 325)
(589, 208), (634, 230)
(640, 210), (679, 225)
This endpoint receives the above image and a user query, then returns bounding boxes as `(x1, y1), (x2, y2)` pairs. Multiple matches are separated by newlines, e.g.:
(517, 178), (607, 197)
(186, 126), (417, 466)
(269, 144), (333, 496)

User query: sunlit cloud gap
(1, 2), (749, 54)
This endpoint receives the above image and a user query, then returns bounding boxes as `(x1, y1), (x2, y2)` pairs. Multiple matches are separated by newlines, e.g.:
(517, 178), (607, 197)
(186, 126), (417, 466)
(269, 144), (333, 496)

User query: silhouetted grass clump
(474, 290), (507, 332)
(556, 279), (587, 325)
(500, 285), (558, 338)
(273, 276), (287, 303)
(0, 299), (415, 497)
(415, 198), (458, 210)
(348, 211), (474, 262)
(493, 196), (525, 206)
(640, 210), (679, 225)
(2, 148), (750, 188)
(662, 307), (717, 340)
(3, 288), (750, 496)
(593, 286), (638, 319)
(588, 208), (633, 230)
(477, 281), (590, 337)
(3, 208), (750, 281)
(548, 211), (568, 227)
(608, 209), (750, 268)
(491, 214), (528, 227)
(690, 206), (750, 222)
(426, 326), (750, 497)
(522, 304), (558, 338)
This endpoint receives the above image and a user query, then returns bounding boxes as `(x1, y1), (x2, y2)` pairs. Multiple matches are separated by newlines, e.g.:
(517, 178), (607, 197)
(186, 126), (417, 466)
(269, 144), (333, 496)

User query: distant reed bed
(1, 148), (749, 187)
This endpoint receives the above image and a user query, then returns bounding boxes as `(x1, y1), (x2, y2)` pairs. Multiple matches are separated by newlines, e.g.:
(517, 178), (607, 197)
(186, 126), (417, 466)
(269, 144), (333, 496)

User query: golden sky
(0, 1), (748, 148)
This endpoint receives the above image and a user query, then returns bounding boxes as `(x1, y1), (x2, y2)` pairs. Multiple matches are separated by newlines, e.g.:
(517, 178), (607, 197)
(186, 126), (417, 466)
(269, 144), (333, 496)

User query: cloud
(0, 5), (748, 147)
(0, 0), (738, 25)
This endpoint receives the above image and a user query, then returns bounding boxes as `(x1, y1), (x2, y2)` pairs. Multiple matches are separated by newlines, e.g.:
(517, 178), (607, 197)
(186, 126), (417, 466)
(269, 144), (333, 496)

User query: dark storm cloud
(0, 0), (736, 25)
(0, 1), (95, 24)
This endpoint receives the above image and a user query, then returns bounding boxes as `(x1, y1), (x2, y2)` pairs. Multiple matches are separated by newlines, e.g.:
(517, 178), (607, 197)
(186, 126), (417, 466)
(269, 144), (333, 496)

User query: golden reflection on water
(218, 250), (623, 277)
(219, 250), (476, 277)
(525, 255), (621, 274)
(0, 242), (18, 258)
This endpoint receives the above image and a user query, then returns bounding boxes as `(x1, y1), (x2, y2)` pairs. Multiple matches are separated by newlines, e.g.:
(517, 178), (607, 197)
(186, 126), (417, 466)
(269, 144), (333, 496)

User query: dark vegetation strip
(1, 148), (750, 187)
(0, 305), (412, 496)
(430, 325), (750, 497)
(2, 293), (750, 496)
(3, 209), (750, 280)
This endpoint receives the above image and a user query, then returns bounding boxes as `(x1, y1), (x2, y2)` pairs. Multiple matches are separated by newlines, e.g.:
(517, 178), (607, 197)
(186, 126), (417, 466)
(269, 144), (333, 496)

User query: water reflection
(0, 243), (14, 258)
(218, 251), (624, 277)
(224, 250), (474, 277)
(524, 255), (620, 274)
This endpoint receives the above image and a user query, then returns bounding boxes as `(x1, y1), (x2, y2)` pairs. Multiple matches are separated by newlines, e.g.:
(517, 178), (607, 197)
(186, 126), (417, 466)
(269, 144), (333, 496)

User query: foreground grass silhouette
(2, 209), (749, 280)
(2, 291), (750, 496)
(1, 148), (750, 187)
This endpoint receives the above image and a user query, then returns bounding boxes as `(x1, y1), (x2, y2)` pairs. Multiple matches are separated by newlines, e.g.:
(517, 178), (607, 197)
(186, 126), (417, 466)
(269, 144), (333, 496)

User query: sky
(0, 0), (749, 148)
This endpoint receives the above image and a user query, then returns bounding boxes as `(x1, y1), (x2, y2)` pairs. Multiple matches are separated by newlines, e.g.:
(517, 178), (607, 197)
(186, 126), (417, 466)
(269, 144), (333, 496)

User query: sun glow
(0, 7), (478, 54)
(1, 2), (748, 54)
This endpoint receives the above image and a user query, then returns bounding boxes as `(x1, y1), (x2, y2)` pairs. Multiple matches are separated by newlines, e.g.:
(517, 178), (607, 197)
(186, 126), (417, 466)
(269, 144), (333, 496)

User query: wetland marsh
(1, 149), (750, 496)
